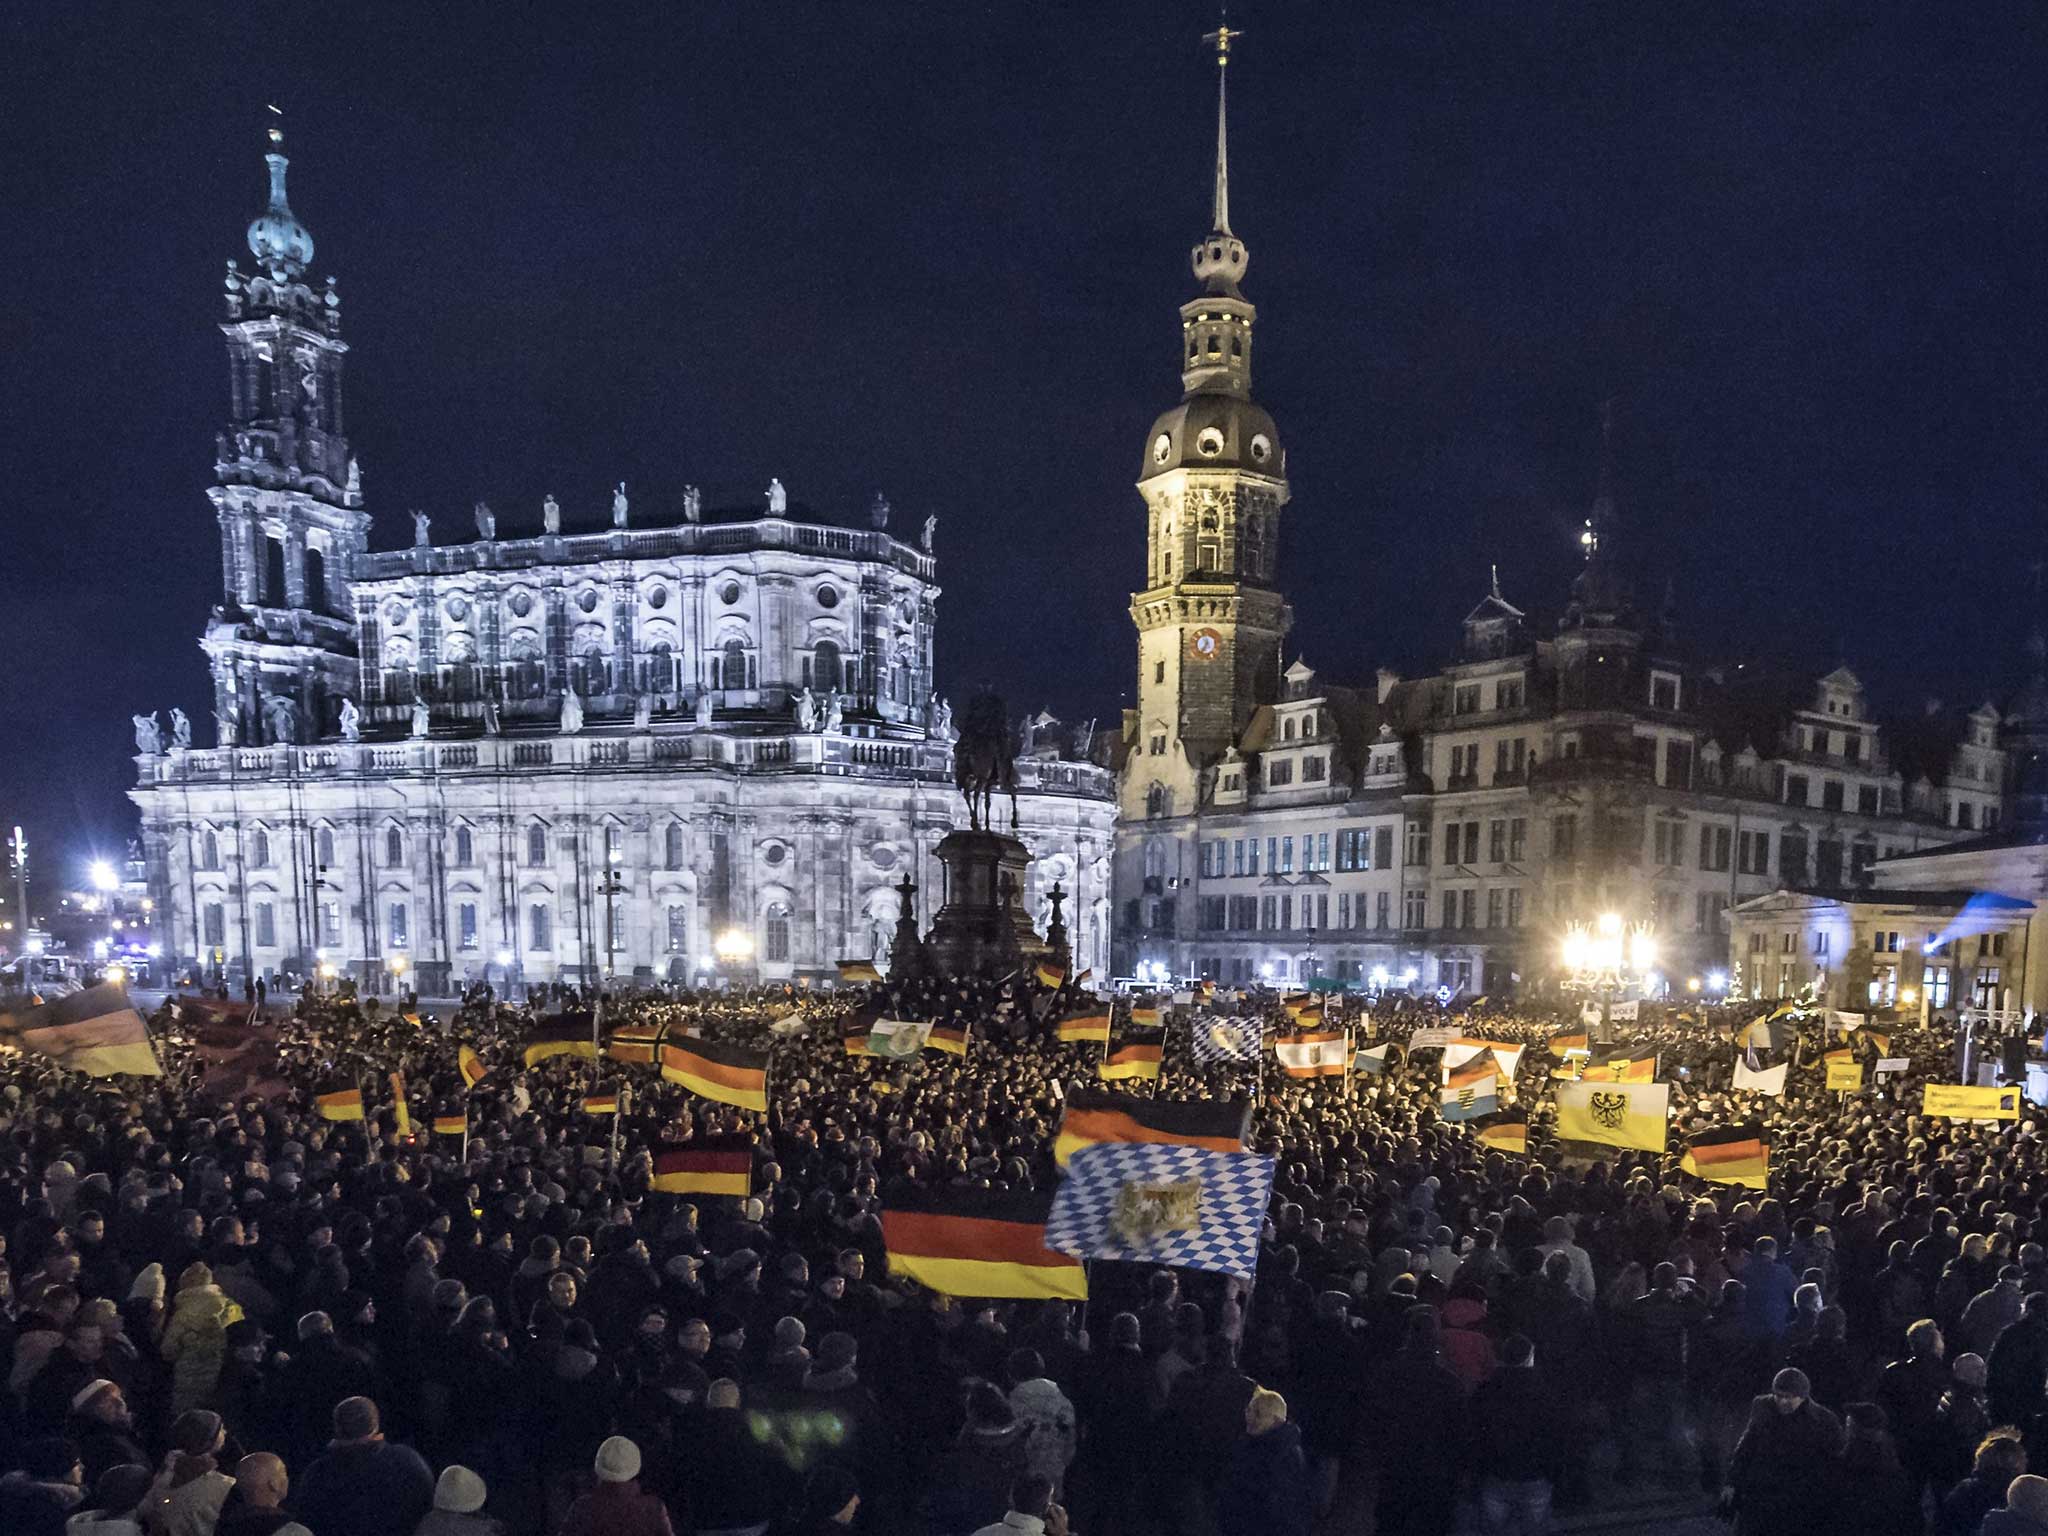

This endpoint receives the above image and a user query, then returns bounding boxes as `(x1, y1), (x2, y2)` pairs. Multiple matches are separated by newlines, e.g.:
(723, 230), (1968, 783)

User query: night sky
(3, 3), (2045, 887)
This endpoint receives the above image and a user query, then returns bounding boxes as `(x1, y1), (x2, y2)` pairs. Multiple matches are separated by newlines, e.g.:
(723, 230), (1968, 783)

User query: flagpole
(613, 1080), (629, 1168)
(590, 990), (604, 1090)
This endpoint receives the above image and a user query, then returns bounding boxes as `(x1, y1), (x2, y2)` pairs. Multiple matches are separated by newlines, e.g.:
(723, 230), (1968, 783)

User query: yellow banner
(1825, 1059), (1863, 1093)
(1555, 1080), (1670, 1152)
(1922, 1083), (2022, 1121)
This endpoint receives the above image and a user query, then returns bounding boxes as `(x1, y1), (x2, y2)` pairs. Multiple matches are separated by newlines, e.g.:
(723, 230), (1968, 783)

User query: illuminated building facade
(129, 129), (1113, 993)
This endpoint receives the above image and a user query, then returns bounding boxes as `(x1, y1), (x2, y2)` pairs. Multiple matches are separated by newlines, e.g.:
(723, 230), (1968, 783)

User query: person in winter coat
(556, 1436), (673, 1536)
(930, 1383), (1033, 1535)
(1005, 1348), (1077, 1498)
(1468, 1335), (1562, 1534)
(1935, 1428), (2026, 1536)
(672, 1379), (780, 1535)
(142, 1410), (236, 1536)
(412, 1466), (503, 1536)
(1724, 1368), (1843, 1536)
(1988, 1292), (2048, 1428)
(212, 1454), (311, 1536)
(1216, 1388), (1311, 1536)
(160, 1266), (241, 1417)
(1366, 1306), (1467, 1536)
(968, 1471), (1069, 1536)
(1438, 1292), (1498, 1390)
(0, 1437), (87, 1536)
(67, 1380), (148, 1491)
(1876, 1317), (1951, 1498)
(293, 1397), (435, 1536)
(1825, 1402), (1921, 1536)
(1985, 1472), (2048, 1536)
(1933, 1351), (1994, 1493)
(64, 1462), (155, 1536)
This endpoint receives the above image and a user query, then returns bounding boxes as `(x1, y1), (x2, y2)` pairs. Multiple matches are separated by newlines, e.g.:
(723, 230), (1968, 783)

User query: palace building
(1112, 40), (2015, 997)
(129, 126), (1113, 993)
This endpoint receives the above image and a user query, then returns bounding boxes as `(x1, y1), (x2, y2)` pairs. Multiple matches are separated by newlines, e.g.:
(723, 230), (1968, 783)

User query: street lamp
(88, 861), (118, 893)
(598, 850), (627, 981)
(1559, 911), (1658, 1044)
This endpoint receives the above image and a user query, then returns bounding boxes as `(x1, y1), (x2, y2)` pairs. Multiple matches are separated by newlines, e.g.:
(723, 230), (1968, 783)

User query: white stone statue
(794, 690), (818, 732)
(412, 510), (431, 547)
(683, 485), (702, 524)
(411, 699), (431, 738)
(170, 708), (193, 750)
(132, 713), (163, 755)
(542, 494), (561, 534)
(921, 514), (937, 552)
(346, 457), (361, 497)
(339, 698), (361, 742)
(263, 694), (297, 745)
(634, 692), (652, 728)
(216, 710), (237, 748)
(766, 478), (787, 515)
(695, 690), (713, 726)
(823, 693), (843, 734)
(474, 501), (496, 540)
(481, 696), (501, 735)
(560, 689), (584, 735)
(612, 482), (629, 529)
(870, 492), (890, 529)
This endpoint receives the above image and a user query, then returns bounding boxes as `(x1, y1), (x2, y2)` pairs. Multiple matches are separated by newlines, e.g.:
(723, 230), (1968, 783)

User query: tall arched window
(764, 902), (792, 963)
(722, 640), (749, 690)
(201, 830), (220, 870)
(526, 823), (548, 867)
(264, 537), (288, 606)
(251, 828), (270, 868)
(811, 640), (842, 693)
(316, 826), (336, 867)
(455, 825), (474, 866)
(664, 823), (685, 871)
(1283, 717), (1296, 741)
(385, 826), (405, 867)
(605, 824), (624, 864)
(304, 547), (326, 615)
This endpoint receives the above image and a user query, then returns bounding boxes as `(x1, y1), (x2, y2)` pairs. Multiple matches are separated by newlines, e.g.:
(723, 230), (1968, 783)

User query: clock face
(1190, 627), (1222, 661)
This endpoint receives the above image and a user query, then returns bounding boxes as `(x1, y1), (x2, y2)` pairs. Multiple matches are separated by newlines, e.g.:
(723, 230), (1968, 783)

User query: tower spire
(1203, 19), (1240, 235)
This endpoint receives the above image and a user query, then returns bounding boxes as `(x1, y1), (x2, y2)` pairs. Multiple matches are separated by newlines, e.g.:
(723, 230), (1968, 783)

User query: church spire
(1207, 20), (1238, 235)
(1191, 22), (1249, 299)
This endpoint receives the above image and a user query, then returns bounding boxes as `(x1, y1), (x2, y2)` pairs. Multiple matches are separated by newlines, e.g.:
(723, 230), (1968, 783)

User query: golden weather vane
(1202, 20), (1243, 66)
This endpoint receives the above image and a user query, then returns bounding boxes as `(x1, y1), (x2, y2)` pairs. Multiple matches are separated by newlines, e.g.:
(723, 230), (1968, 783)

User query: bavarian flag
(1057, 1009), (1112, 1045)
(652, 1137), (754, 1197)
(660, 1038), (769, 1112)
(1034, 961), (1067, 988)
(1556, 1079), (1670, 1152)
(881, 1185), (1088, 1301)
(1100, 1038), (1164, 1083)
(1054, 1090), (1250, 1167)
(432, 1112), (468, 1137)
(1582, 1045), (1658, 1083)
(1475, 1109), (1529, 1155)
(1439, 1058), (1499, 1122)
(523, 1015), (598, 1066)
(1045, 1141), (1275, 1282)
(1680, 1123), (1769, 1189)
(837, 959), (882, 984)
(458, 1045), (488, 1089)
(926, 1023), (969, 1056)
(316, 1086), (365, 1122)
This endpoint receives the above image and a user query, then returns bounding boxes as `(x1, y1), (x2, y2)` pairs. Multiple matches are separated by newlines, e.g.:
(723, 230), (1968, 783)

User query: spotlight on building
(89, 860), (119, 893)
(714, 928), (755, 964)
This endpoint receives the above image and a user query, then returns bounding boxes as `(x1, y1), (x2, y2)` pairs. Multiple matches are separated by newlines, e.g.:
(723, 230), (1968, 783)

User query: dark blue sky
(2, 2), (2045, 885)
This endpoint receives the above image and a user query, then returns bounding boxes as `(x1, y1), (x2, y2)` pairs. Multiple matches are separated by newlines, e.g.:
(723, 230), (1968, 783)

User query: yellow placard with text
(1825, 1059), (1864, 1093)
(1921, 1083), (2021, 1121)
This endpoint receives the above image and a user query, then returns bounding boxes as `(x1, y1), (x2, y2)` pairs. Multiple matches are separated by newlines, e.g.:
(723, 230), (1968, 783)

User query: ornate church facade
(130, 126), (1113, 993)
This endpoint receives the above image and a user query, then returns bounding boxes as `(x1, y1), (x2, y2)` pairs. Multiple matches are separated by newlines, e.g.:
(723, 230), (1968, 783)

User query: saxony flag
(1439, 1058), (1499, 1122)
(1556, 1079), (1670, 1153)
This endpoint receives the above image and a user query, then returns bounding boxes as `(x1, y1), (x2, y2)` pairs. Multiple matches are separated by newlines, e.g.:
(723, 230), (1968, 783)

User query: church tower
(1122, 25), (1292, 823)
(202, 115), (369, 747)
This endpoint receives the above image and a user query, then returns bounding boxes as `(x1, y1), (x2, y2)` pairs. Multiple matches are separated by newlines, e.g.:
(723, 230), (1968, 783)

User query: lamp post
(598, 850), (627, 982)
(1559, 911), (1658, 1045)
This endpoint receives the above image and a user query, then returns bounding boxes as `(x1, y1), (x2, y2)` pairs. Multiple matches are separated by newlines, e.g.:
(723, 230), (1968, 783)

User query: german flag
(1680, 1123), (1769, 1190)
(1034, 961), (1067, 988)
(837, 959), (882, 984)
(607, 1022), (664, 1066)
(651, 1137), (754, 1197)
(1738, 1013), (1792, 1051)
(1057, 1010), (1112, 1045)
(1583, 1045), (1658, 1083)
(1099, 1040), (1164, 1083)
(581, 1091), (620, 1116)
(458, 1045), (488, 1088)
(660, 1038), (769, 1112)
(881, 1186), (1087, 1301)
(523, 1015), (599, 1067)
(1130, 1004), (1165, 1028)
(1549, 1031), (1589, 1058)
(389, 1072), (412, 1137)
(1053, 1090), (1249, 1167)
(432, 1112), (467, 1137)
(316, 1086), (365, 1122)
(1281, 993), (1316, 1018)
(1076, 968), (1096, 988)
(1475, 1110), (1529, 1155)
(926, 1023), (969, 1056)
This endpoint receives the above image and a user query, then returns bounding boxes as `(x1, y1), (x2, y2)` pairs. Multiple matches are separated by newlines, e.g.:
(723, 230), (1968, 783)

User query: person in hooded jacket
(64, 1462), (154, 1536)
(1935, 1427), (2026, 1536)
(1365, 1306), (1466, 1536)
(160, 1266), (240, 1418)
(1216, 1388), (1310, 1536)
(927, 1382), (1031, 1536)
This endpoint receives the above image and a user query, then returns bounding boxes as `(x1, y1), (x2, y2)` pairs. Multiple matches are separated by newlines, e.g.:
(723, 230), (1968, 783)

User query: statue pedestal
(924, 829), (1050, 979)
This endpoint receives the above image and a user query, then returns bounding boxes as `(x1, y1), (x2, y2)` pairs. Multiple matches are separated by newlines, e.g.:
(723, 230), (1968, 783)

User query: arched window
(1145, 783), (1172, 819)
(664, 823), (685, 871)
(385, 826), (405, 867)
(526, 823), (548, 867)
(764, 902), (792, 963)
(722, 640), (749, 690)
(455, 825), (474, 866)
(251, 828), (270, 868)
(316, 826), (336, 867)
(605, 824), (624, 864)
(1144, 841), (1168, 880)
(264, 536), (288, 606)
(811, 640), (842, 693)
(304, 547), (326, 615)
(201, 830), (220, 870)
(1283, 717), (1296, 741)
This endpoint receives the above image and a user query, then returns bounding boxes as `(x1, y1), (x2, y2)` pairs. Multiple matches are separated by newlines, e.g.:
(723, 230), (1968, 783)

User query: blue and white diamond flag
(1045, 1140), (1276, 1280)
(1189, 1014), (1262, 1064)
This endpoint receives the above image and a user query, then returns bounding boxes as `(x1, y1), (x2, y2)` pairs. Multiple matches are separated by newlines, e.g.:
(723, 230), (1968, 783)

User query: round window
(870, 845), (898, 870)
(576, 588), (599, 614)
(1250, 433), (1273, 463)
(383, 600), (410, 627)
(646, 586), (669, 610)
(1196, 427), (1225, 457)
(445, 596), (469, 622)
(816, 585), (839, 609)
(763, 844), (787, 867)
(721, 581), (742, 606)
(1152, 432), (1172, 465)
(508, 591), (533, 618)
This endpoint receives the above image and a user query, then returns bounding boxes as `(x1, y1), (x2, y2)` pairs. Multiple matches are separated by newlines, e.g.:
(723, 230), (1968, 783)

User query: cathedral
(1113, 35), (2021, 997)
(129, 124), (1114, 993)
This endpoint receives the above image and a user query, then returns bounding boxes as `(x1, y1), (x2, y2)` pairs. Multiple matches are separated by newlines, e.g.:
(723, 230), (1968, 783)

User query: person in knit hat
(65, 1462), (155, 1536)
(412, 1466), (503, 1536)
(556, 1436), (671, 1536)
(160, 1265), (241, 1415)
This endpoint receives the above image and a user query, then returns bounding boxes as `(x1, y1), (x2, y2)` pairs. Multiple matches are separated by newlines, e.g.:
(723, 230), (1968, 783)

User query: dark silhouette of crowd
(0, 970), (2042, 1535)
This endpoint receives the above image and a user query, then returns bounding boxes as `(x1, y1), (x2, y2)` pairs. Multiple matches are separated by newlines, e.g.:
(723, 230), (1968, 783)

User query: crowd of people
(0, 965), (2042, 1536)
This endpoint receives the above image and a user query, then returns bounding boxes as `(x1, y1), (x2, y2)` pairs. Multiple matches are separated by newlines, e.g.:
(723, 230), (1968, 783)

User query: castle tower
(1122, 24), (1292, 824)
(202, 113), (369, 746)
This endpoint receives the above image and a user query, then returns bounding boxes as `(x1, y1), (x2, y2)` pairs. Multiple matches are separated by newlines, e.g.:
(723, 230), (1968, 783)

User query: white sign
(1408, 1026), (1457, 1051)
(1609, 1000), (1640, 1024)
(1875, 1057), (1910, 1075)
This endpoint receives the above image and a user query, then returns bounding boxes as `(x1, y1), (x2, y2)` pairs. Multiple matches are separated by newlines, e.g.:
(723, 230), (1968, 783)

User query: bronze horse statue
(954, 690), (1019, 831)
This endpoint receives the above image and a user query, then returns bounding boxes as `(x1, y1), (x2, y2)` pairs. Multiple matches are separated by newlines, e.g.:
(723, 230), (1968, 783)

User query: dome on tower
(247, 137), (314, 278)
(1140, 393), (1282, 482)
